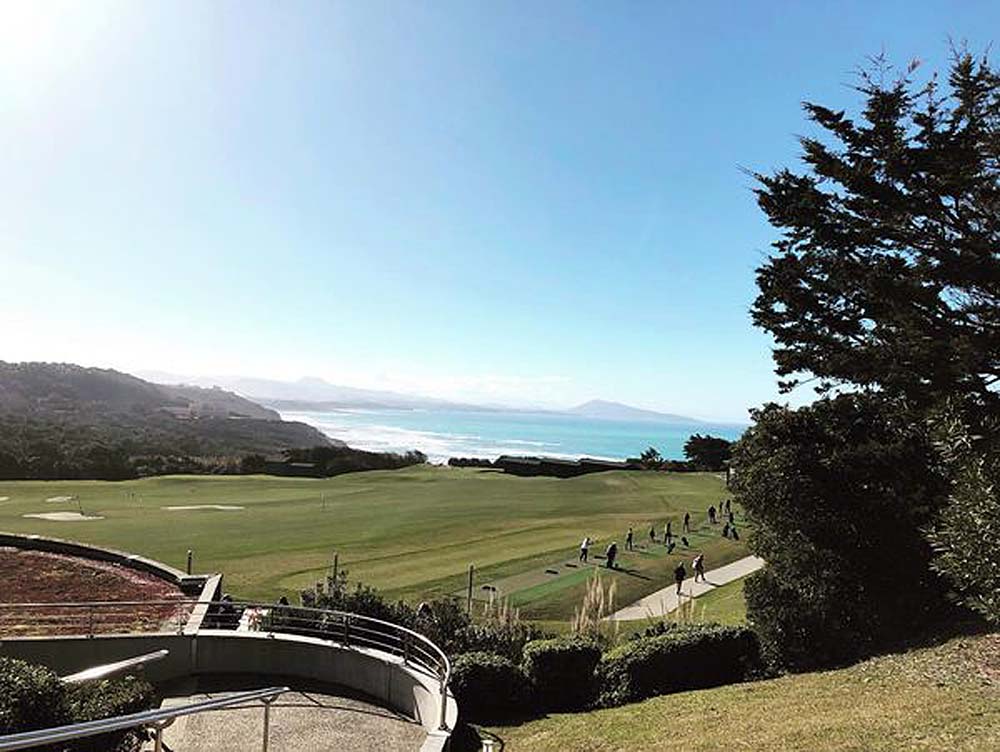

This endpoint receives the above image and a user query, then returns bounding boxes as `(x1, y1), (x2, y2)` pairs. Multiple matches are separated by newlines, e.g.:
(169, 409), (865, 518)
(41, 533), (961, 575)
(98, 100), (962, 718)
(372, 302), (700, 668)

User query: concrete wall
(0, 532), (210, 595)
(0, 630), (457, 749)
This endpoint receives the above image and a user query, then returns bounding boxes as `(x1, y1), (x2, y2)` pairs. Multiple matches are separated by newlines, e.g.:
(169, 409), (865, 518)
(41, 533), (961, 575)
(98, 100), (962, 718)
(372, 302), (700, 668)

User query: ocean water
(279, 408), (746, 464)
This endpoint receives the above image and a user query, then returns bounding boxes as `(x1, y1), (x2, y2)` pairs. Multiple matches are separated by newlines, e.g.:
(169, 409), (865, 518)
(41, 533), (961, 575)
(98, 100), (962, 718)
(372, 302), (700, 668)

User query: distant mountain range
(140, 372), (716, 424)
(566, 399), (703, 423)
(0, 362), (333, 479)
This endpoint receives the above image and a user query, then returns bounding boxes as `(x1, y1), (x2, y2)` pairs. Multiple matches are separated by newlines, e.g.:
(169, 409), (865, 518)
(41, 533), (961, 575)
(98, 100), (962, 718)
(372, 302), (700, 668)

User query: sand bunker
(45, 495), (75, 503)
(163, 504), (245, 511)
(23, 512), (104, 522)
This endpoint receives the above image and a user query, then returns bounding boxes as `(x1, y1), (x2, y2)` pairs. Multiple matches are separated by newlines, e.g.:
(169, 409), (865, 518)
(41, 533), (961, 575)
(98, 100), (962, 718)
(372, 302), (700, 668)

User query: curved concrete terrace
(2, 623), (457, 751)
(0, 535), (457, 751)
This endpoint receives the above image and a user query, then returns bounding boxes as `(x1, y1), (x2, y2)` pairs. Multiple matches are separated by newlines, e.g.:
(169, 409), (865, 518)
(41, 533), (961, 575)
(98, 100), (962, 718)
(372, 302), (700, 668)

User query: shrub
(448, 594), (547, 662)
(451, 622), (543, 663)
(927, 409), (1000, 625)
(449, 652), (530, 723)
(595, 623), (759, 707)
(733, 396), (949, 672)
(65, 676), (156, 752)
(522, 635), (601, 711)
(0, 657), (68, 735)
(0, 658), (155, 752)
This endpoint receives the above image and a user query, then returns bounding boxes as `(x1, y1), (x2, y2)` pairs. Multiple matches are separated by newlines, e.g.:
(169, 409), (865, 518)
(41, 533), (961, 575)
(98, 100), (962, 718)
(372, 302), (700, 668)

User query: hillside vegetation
(492, 632), (1000, 751)
(0, 362), (331, 479)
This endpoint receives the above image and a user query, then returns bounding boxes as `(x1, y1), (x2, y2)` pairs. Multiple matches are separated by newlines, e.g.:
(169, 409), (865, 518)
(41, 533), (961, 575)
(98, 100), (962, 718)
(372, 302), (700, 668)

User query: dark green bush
(0, 657), (68, 735)
(452, 621), (547, 663)
(522, 635), (601, 711)
(733, 397), (949, 672)
(596, 623), (759, 707)
(449, 651), (530, 723)
(65, 676), (156, 752)
(0, 657), (156, 752)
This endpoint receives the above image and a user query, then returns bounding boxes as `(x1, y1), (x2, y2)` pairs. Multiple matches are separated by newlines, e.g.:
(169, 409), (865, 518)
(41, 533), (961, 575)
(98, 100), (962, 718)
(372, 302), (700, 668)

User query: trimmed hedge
(449, 651), (530, 723)
(0, 657), (68, 735)
(596, 623), (759, 707)
(66, 676), (157, 752)
(0, 657), (156, 752)
(522, 635), (601, 711)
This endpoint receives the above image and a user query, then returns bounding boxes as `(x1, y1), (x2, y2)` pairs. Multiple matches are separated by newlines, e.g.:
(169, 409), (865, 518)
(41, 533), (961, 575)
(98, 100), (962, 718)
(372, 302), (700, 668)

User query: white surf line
(608, 555), (765, 622)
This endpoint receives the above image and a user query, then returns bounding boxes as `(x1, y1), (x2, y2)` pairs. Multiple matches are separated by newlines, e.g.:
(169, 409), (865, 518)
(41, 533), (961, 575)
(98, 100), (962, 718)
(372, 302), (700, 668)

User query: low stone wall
(0, 630), (456, 751)
(0, 532), (209, 595)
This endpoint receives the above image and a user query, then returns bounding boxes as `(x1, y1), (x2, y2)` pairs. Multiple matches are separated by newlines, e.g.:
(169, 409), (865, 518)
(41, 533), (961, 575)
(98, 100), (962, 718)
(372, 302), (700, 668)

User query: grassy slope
(493, 633), (1000, 751)
(689, 575), (748, 624)
(0, 468), (742, 618)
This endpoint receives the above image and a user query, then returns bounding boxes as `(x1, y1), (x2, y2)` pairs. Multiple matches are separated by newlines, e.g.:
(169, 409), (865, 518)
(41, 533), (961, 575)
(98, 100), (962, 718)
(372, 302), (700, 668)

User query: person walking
(579, 536), (590, 563)
(708, 505), (717, 525)
(649, 524), (656, 544)
(625, 527), (634, 551)
(674, 562), (686, 596)
(683, 512), (691, 533)
(693, 554), (706, 583)
(605, 541), (618, 569)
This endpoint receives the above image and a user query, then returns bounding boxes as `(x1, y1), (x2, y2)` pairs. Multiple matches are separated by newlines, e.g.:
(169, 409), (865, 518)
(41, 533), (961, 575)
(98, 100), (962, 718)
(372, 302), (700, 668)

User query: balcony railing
(0, 685), (289, 752)
(0, 598), (452, 731)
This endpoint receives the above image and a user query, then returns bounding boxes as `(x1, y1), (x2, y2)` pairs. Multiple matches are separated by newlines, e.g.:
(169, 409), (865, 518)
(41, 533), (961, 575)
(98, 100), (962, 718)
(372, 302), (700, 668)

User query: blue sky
(2, 1), (997, 421)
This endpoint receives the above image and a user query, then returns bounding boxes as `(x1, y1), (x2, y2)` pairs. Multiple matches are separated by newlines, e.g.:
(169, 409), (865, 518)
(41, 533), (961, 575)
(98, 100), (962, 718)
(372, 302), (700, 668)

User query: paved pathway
(608, 555), (765, 621)
(149, 681), (425, 752)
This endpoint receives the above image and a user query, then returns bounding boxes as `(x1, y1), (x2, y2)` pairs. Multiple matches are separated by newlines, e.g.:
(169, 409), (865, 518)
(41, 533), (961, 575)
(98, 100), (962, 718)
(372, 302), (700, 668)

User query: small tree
(683, 434), (733, 471)
(639, 446), (663, 470)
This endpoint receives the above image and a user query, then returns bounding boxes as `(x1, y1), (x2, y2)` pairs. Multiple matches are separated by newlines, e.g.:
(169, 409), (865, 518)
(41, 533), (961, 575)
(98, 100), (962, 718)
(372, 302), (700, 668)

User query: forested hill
(0, 362), (332, 479)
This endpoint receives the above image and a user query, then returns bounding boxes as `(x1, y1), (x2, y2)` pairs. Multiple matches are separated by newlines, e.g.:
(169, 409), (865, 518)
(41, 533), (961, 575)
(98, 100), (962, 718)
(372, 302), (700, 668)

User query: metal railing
(61, 648), (169, 684)
(0, 598), (452, 730)
(0, 686), (288, 752)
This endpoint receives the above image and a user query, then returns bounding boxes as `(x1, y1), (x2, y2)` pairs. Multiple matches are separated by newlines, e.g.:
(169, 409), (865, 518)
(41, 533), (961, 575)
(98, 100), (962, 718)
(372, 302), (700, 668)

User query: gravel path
(153, 686), (426, 752)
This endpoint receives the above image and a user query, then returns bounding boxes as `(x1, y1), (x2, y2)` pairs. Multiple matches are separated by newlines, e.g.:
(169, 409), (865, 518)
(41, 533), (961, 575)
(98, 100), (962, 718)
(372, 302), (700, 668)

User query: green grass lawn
(0, 467), (743, 621)
(491, 632), (1000, 751)
(685, 574), (748, 625)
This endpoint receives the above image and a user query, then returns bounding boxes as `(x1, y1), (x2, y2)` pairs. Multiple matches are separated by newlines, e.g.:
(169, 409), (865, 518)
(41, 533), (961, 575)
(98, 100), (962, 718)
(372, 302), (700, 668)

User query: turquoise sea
(279, 408), (746, 464)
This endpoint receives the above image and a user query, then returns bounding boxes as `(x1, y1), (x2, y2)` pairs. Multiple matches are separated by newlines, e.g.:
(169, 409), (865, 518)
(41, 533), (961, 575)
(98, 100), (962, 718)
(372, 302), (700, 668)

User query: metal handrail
(0, 598), (453, 730)
(61, 648), (169, 684)
(0, 686), (288, 752)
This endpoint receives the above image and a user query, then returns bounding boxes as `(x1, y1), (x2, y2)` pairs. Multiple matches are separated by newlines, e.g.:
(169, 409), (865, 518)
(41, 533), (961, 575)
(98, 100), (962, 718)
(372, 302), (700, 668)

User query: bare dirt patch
(0, 547), (191, 636)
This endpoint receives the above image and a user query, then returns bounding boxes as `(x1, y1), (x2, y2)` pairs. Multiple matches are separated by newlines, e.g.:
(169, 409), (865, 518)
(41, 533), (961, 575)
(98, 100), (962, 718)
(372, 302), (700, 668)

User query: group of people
(577, 499), (738, 581)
